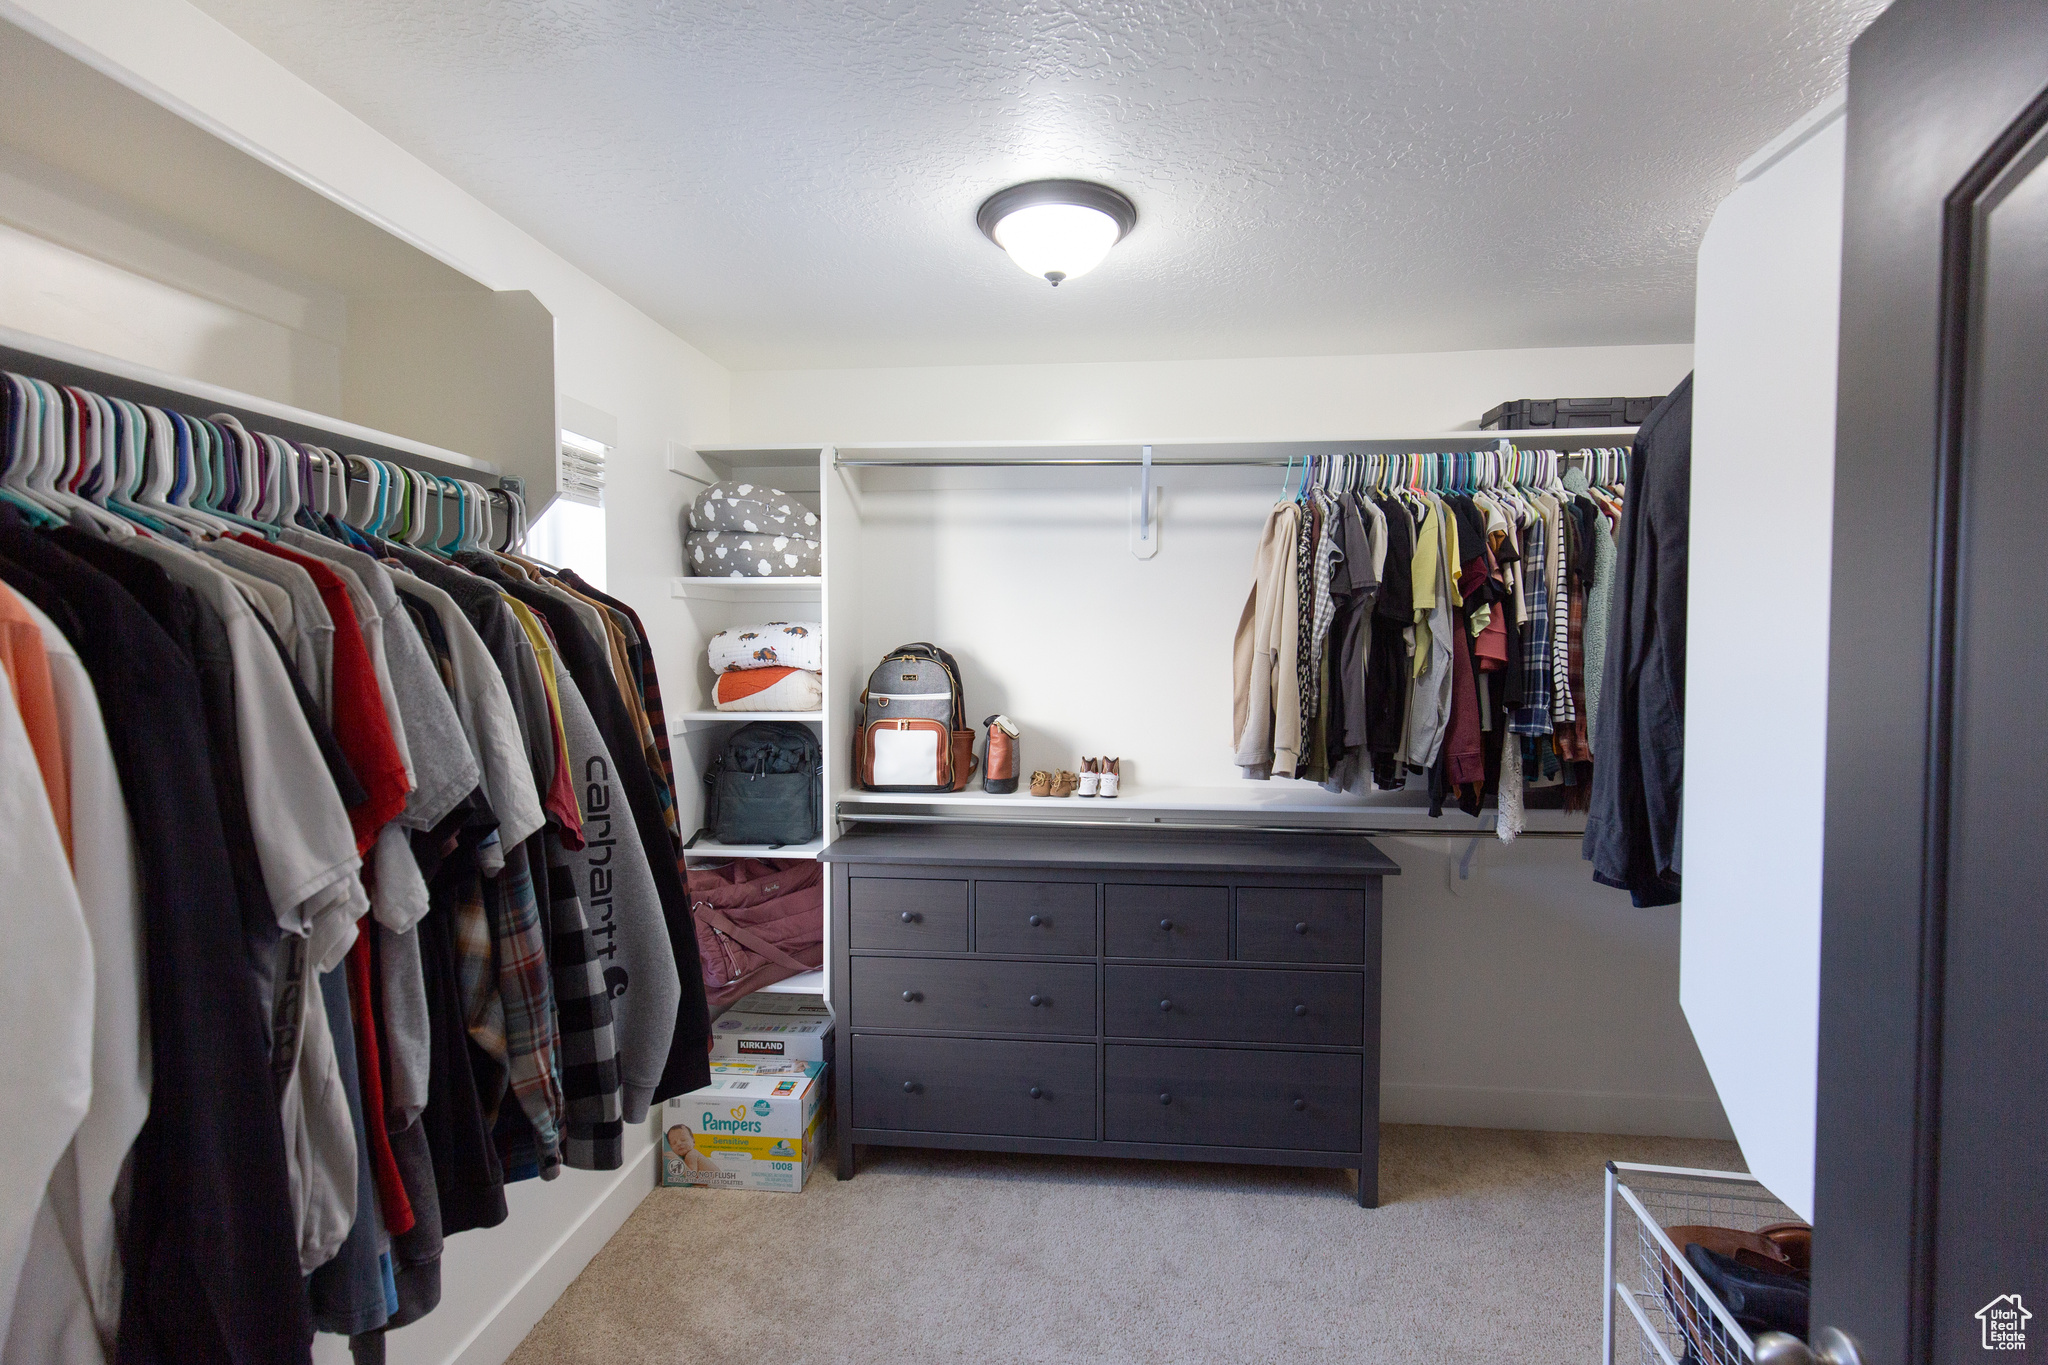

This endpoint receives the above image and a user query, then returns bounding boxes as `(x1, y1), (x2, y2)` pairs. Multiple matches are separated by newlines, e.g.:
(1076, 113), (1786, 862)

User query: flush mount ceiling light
(976, 179), (1138, 287)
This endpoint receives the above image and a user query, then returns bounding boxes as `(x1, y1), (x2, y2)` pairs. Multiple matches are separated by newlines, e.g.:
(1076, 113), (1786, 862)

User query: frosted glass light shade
(991, 203), (1122, 286)
(976, 180), (1138, 287)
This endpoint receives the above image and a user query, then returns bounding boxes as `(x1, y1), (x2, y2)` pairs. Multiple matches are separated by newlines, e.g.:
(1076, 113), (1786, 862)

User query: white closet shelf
(689, 446), (826, 468)
(835, 785), (1587, 833)
(749, 969), (826, 995)
(682, 837), (826, 860)
(828, 429), (1638, 466)
(671, 576), (822, 602)
(0, 324), (499, 474)
(671, 710), (824, 730)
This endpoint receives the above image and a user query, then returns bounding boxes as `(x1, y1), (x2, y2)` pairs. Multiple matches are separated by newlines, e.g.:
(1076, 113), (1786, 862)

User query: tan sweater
(1232, 503), (1302, 776)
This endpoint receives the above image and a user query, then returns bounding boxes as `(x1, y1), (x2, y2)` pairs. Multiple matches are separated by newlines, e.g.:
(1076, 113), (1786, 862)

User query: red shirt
(233, 535), (408, 852)
(346, 933), (415, 1236)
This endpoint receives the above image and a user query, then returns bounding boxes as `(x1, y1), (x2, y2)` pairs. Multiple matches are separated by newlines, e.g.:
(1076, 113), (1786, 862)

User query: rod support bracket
(1129, 443), (1160, 559)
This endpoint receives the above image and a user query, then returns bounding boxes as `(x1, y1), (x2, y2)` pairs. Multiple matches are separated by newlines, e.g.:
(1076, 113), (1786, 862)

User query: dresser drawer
(848, 877), (968, 951)
(1235, 887), (1367, 964)
(852, 1034), (1096, 1139)
(849, 956), (1097, 1036)
(1104, 965), (1363, 1047)
(1104, 1046), (1363, 1152)
(1103, 884), (1228, 960)
(974, 880), (1097, 956)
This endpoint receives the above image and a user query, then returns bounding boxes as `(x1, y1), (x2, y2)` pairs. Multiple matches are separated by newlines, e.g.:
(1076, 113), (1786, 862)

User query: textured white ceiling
(190, 0), (1883, 370)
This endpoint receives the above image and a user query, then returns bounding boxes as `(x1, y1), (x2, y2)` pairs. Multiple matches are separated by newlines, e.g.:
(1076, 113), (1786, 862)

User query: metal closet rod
(342, 469), (515, 500)
(831, 450), (1616, 470)
(836, 455), (1297, 468)
(833, 809), (1585, 839)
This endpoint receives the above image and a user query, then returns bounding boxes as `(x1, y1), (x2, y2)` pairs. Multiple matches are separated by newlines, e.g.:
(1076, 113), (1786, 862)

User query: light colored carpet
(508, 1126), (1741, 1365)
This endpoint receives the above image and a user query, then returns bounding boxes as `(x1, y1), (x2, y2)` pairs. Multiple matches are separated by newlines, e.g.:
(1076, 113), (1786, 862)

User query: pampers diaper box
(709, 992), (834, 1063)
(659, 1058), (826, 1192)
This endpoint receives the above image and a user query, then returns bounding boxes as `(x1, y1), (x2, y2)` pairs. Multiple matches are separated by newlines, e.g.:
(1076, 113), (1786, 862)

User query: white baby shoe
(1098, 757), (1121, 798)
(1076, 758), (1101, 797)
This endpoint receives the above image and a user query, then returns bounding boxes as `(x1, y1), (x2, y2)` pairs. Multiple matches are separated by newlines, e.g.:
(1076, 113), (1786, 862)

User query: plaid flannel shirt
(546, 830), (623, 1170)
(482, 842), (564, 1178)
(1549, 501), (1575, 727)
(1509, 506), (1553, 737)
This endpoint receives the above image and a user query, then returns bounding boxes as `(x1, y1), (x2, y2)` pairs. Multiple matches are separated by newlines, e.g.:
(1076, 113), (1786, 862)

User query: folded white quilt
(708, 621), (823, 673)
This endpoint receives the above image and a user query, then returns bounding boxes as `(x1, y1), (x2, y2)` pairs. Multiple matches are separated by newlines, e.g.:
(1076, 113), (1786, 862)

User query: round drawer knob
(901, 990), (917, 1002)
(1159, 1092), (1172, 1105)
(1028, 994), (1044, 1006)
(1028, 1086), (1043, 1099)
(1158, 918), (1173, 931)
(1028, 914), (1044, 927)
(1294, 1003), (1308, 1017)
(1158, 999), (1172, 1012)
(902, 1081), (917, 1093)
(1294, 921), (1309, 935)
(900, 911), (917, 923)
(1292, 1098), (1307, 1111)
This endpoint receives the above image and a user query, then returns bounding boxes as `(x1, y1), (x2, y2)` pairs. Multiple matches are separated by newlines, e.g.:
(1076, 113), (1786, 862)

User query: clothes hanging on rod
(1583, 374), (1692, 908)
(1231, 443), (1629, 837)
(0, 367), (705, 1365)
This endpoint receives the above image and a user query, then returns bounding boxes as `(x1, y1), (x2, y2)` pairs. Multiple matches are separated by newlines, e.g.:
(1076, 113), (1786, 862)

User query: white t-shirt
(0, 660), (95, 1349)
(1, 595), (148, 1364)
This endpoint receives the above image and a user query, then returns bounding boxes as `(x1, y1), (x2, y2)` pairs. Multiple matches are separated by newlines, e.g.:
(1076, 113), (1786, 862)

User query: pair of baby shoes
(1078, 757), (1121, 798)
(1029, 769), (1075, 798)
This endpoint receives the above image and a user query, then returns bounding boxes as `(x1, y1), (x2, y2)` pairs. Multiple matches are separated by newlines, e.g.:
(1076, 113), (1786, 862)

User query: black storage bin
(1481, 395), (1664, 430)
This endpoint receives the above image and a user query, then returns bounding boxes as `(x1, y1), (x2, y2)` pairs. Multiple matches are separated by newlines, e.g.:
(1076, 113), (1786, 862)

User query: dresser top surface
(820, 822), (1402, 876)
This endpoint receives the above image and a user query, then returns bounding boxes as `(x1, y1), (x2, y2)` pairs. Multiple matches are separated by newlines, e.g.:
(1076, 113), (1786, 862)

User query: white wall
(0, 3), (732, 1363)
(777, 342), (1729, 1139)
(733, 343), (1694, 444)
(1684, 100), (1845, 1221)
(0, 211), (345, 412)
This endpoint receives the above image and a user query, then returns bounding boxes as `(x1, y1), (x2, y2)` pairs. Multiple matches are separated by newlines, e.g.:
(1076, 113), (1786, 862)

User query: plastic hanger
(135, 407), (218, 537)
(97, 398), (176, 536)
(29, 384), (134, 536)
(0, 375), (63, 527)
(190, 416), (272, 536)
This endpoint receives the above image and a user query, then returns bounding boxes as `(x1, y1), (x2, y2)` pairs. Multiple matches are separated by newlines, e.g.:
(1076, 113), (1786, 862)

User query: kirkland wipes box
(708, 994), (835, 1063)
(660, 1059), (827, 1192)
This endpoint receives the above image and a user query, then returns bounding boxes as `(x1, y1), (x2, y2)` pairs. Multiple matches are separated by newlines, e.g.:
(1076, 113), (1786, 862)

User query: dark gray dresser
(820, 823), (1401, 1205)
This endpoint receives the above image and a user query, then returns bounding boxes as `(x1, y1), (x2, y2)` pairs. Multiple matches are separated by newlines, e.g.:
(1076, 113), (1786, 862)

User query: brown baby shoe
(1029, 770), (1053, 798)
(1052, 769), (1080, 797)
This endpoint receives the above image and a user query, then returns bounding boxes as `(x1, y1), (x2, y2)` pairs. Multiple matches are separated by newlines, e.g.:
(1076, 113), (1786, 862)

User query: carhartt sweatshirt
(546, 649), (681, 1122)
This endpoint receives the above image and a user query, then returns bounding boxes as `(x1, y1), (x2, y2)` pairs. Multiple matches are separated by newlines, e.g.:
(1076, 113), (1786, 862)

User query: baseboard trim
(1380, 1082), (1734, 1139)
(444, 1142), (656, 1365)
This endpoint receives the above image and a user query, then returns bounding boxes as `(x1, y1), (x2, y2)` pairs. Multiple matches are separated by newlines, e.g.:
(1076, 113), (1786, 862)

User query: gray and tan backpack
(855, 642), (978, 791)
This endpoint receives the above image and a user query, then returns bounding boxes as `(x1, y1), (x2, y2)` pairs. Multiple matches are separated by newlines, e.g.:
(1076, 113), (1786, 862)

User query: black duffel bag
(694, 721), (822, 848)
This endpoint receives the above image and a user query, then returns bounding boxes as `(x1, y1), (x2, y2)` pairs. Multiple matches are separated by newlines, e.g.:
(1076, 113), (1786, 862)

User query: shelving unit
(669, 447), (835, 882)
(666, 429), (1633, 1008)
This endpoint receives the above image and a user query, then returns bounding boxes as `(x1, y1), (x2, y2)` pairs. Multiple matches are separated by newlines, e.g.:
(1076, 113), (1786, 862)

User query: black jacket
(1583, 373), (1692, 907)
